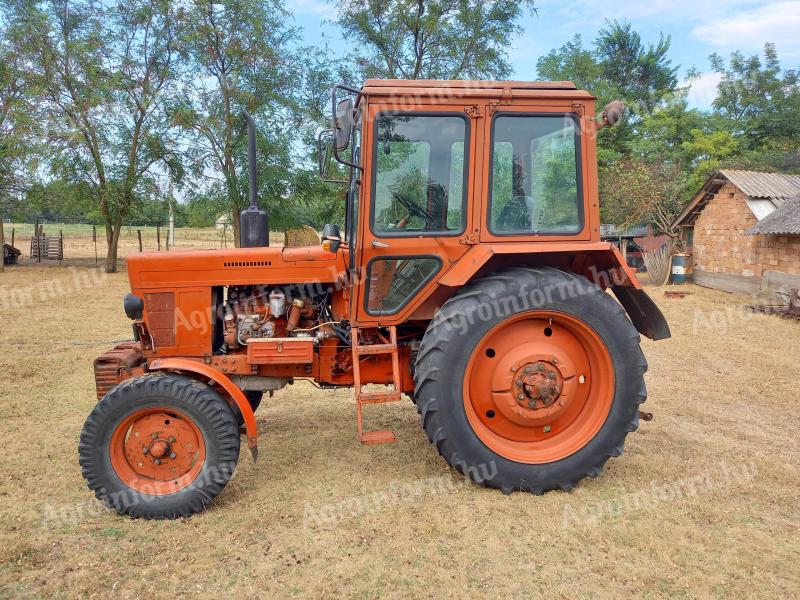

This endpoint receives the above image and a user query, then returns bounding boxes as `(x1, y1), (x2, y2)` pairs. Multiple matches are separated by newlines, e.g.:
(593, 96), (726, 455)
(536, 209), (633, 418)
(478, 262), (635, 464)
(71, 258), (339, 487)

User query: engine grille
(93, 342), (145, 400)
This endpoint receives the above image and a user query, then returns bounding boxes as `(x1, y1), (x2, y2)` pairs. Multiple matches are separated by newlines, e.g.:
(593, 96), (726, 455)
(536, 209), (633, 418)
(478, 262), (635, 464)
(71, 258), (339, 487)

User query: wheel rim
(463, 310), (614, 464)
(109, 408), (206, 496)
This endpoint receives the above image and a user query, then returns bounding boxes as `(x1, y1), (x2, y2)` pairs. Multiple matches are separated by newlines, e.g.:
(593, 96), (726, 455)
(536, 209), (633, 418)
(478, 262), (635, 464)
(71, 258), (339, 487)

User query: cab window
(489, 114), (582, 235)
(371, 114), (468, 235)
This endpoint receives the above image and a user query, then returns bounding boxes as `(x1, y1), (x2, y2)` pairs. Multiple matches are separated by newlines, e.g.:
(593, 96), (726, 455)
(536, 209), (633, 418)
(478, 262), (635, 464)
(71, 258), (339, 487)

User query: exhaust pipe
(239, 110), (269, 248)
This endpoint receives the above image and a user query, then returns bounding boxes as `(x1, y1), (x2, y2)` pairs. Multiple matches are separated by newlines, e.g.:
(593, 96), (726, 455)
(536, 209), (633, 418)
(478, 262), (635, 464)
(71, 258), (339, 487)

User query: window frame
(486, 112), (585, 237)
(369, 111), (471, 238)
(363, 254), (443, 316)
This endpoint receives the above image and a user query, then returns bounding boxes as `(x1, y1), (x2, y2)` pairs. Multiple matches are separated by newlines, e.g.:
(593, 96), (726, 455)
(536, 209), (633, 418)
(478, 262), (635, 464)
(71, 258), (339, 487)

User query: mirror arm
(331, 83), (363, 171)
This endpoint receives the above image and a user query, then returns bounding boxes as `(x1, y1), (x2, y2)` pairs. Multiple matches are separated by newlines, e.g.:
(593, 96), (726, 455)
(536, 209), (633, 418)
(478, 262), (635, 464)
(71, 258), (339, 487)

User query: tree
(537, 21), (679, 157)
(175, 0), (301, 246)
(13, 0), (182, 271)
(600, 159), (685, 243)
(711, 43), (800, 154)
(335, 0), (536, 80)
(108, 0), (184, 268)
(0, 4), (38, 212)
(537, 22), (678, 116)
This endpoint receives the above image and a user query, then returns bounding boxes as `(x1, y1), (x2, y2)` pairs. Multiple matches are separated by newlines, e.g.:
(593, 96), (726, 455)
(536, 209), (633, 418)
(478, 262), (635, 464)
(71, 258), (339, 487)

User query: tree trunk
(232, 209), (241, 248)
(104, 220), (122, 273)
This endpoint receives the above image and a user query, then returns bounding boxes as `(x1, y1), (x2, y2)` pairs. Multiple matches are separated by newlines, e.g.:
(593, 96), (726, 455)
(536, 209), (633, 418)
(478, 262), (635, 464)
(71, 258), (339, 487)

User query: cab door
(352, 102), (482, 325)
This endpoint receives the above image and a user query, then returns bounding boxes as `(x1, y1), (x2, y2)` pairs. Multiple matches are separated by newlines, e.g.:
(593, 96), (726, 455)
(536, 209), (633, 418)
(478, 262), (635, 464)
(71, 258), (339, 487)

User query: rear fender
(147, 358), (259, 461)
(438, 242), (670, 341)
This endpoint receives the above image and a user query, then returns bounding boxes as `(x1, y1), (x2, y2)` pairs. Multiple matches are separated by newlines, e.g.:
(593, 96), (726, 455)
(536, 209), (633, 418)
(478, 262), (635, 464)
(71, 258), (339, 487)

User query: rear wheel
(78, 373), (240, 518)
(414, 267), (647, 493)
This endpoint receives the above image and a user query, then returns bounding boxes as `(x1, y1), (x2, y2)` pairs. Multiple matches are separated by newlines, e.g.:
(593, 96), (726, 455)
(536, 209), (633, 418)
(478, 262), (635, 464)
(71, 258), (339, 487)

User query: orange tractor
(79, 80), (669, 518)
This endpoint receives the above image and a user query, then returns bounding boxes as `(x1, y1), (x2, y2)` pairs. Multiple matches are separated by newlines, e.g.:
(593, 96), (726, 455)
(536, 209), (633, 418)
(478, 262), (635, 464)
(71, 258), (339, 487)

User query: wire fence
(1, 218), (286, 270)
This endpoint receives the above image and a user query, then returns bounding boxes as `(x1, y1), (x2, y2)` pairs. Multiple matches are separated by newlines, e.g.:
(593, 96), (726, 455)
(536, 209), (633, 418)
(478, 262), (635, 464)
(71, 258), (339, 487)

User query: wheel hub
(514, 361), (563, 409)
(110, 409), (205, 495)
(147, 438), (171, 458)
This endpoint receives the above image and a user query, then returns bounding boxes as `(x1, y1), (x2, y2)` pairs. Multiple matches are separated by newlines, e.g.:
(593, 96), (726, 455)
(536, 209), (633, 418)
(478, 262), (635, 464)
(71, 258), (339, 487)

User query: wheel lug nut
(142, 446), (149, 454)
(153, 458), (161, 465)
(169, 452), (176, 459)
(168, 436), (176, 443)
(543, 425), (552, 433)
(151, 432), (158, 439)
(517, 394), (524, 400)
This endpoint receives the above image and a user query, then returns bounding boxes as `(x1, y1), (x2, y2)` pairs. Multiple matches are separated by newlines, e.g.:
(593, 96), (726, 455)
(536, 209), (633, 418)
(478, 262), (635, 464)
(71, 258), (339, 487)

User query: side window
(489, 115), (582, 235)
(366, 257), (441, 315)
(372, 114), (468, 235)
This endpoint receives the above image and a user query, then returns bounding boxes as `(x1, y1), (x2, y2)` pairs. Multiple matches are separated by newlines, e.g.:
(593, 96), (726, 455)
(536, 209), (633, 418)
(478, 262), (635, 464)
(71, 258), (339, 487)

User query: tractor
(79, 80), (670, 519)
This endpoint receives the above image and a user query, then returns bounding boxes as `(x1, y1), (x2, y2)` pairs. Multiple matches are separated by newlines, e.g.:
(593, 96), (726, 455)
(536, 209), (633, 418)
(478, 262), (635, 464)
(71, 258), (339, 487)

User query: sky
(284, 0), (800, 110)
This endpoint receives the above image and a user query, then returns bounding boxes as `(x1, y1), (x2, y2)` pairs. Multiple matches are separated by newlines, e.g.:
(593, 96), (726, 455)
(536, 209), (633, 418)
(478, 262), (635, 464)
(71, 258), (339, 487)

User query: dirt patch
(0, 244), (798, 598)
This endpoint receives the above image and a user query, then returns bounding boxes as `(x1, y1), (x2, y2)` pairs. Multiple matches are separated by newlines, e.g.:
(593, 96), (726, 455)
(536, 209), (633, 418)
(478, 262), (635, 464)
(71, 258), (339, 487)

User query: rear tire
(78, 373), (240, 519)
(413, 267), (647, 493)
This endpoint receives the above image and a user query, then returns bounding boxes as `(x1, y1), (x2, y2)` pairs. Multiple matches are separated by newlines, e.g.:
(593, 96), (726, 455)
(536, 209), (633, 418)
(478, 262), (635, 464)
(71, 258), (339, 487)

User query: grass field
(0, 232), (798, 598)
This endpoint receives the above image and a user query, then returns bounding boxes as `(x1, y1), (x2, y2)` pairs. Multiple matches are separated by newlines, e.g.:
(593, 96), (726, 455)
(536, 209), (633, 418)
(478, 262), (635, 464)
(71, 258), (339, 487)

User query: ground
(0, 230), (798, 598)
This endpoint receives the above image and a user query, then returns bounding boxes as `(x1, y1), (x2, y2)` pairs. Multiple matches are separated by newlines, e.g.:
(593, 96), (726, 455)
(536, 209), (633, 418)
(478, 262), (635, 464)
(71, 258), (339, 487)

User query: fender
(148, 358), (259, 461)
(437, 242), (671, 341)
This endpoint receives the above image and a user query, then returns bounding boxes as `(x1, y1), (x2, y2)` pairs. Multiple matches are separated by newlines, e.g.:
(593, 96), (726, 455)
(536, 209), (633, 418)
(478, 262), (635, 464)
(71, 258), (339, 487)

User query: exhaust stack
(239, 110), (269, 248)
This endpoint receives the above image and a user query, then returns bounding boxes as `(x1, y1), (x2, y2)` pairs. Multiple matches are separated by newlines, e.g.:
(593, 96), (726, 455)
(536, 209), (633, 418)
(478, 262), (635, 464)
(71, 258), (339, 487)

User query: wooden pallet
(30, 235), (64, 262)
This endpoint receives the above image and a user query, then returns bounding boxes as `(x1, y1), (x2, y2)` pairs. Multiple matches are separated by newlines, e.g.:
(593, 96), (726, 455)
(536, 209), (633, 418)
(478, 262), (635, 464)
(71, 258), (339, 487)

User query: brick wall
(692, 182), (800, 277)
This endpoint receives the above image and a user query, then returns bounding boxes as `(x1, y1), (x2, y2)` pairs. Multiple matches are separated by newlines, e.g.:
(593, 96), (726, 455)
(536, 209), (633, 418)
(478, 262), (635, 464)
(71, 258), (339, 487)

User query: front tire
(413, 267), (647, 493)
(78, 373), (241, 519)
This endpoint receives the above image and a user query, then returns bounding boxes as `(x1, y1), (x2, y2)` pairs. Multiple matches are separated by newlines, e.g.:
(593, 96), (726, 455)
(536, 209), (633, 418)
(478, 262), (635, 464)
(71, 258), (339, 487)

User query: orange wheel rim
(109, 408), (206, 496)
(463, 311), (614, 464)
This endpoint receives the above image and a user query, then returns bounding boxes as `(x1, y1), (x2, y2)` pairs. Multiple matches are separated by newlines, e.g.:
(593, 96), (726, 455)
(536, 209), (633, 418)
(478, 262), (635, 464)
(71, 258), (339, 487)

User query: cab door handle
(371, 240), (390, 248)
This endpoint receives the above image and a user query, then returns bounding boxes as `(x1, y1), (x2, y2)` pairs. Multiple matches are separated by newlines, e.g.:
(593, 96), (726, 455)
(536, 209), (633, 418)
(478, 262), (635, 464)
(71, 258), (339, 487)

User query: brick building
(673, 170), (800, 295)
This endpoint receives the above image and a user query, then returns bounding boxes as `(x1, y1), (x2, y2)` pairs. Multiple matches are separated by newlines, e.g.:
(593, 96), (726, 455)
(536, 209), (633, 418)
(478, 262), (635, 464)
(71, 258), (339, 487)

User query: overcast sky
(285, 0), (800, 110)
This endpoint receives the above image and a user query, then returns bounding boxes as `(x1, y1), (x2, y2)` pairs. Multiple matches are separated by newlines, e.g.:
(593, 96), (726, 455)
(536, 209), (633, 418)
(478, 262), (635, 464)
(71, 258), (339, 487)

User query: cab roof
(360, 79), (593, 100)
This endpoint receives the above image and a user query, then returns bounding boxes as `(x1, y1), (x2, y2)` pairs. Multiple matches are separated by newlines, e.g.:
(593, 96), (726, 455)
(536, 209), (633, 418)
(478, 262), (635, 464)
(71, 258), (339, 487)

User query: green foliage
(336, 0), (536, 80)
(599, 159), (685, 242)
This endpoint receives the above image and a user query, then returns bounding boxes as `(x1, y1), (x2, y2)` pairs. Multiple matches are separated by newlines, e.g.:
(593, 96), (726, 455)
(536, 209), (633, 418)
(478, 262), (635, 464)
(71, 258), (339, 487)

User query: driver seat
(425, 181), (448, 230)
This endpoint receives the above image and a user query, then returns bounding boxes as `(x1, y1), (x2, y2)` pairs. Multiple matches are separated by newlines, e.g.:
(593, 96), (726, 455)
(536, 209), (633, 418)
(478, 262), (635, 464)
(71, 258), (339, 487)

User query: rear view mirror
(334, 98), (354, 151)
(601, 100), (625, 127)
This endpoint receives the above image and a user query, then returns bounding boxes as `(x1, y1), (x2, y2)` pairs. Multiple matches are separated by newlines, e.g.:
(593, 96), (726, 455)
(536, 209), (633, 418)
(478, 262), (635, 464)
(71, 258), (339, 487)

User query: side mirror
(600, 100), (625, 127)
(334, 98), (354, 151)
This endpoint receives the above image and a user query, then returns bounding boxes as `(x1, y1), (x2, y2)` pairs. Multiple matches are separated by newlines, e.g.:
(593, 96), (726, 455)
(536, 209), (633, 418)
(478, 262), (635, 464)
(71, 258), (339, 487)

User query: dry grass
(0, 235), (798, 598)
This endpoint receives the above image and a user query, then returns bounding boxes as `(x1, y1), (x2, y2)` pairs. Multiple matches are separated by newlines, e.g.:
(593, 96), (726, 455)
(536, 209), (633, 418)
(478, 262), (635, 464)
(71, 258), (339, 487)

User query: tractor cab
(317, 80), (638, 326)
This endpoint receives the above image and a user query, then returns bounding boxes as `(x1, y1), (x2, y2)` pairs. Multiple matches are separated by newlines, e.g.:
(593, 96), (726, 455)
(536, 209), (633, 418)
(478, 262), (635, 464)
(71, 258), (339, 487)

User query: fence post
(1, 214), (4, 273)
(93, 225), (98, 265)
(59, 229), (63, 267)
(10, 228), (14, 248)
(137, 230), (143, 252)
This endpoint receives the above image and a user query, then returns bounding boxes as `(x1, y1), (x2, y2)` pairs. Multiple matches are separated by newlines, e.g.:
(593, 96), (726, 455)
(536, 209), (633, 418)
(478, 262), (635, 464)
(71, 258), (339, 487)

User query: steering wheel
(392, 191), (436, 228)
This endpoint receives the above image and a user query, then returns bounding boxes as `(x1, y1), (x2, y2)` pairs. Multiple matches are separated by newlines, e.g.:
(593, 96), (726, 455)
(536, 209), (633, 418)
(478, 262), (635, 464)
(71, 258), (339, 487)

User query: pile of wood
(746, 288), (800, 321)
(3, 243), (21, 266)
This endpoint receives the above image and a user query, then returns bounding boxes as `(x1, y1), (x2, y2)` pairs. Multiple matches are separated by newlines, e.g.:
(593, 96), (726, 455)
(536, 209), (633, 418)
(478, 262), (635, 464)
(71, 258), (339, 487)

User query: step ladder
(351, 325), (402, 445)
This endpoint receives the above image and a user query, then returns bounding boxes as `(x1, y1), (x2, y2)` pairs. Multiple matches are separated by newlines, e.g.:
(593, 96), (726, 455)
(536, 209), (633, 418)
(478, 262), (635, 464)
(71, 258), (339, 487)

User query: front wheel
(78, 373), (240, 518)
(414, 267), (647, 493)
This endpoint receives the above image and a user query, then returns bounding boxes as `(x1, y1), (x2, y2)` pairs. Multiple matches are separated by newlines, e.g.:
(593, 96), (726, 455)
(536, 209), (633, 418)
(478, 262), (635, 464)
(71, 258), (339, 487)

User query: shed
(673, 170), (800, 295)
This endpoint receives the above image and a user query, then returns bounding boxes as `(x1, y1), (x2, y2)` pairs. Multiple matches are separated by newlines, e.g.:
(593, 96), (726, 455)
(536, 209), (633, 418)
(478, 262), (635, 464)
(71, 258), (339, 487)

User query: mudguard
(147, 358), (259, 461)
(611, 286), (671, 341)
